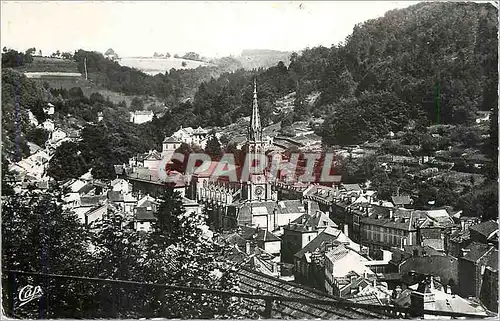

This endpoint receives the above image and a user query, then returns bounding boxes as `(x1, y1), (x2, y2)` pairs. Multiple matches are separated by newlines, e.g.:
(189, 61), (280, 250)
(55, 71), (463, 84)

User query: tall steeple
(249, 78), (262, 142)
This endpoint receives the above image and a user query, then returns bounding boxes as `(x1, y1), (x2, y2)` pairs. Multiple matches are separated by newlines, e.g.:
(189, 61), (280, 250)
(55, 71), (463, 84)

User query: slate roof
(135, 207), (157, 221)
(80, 195), (107, 207)
(294, 227), (343, 260)
(236, 268), (390, 319)
(286, 211), (337, 232)
(461, 242), (495, 263)
(348, 292), (383, 306)
(239, 226), (281, 242)
(449, 228), (470, 243)
(361, 208), (421, 231)
(469, 220), (499, 239)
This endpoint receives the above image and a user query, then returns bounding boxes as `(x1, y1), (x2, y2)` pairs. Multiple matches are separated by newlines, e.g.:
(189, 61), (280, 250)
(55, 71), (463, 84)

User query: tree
(47, 141), (89, 181)
(26, 127), (50, 147)
(2, 186), (93, 318)
(130, 97), (144, 111)
(205, 131), (222, 160)
(2, 48), (33, 67)
(145, 188), (251, 319)
(181, 61), (187, 67)
(61, 52), (73, 59)
(1, 155), (15, 196)
(25, 47), (36, 56)
(182, 52), (200, 61)
(104, 48), (116, 57)
(218, 134), (229, 146)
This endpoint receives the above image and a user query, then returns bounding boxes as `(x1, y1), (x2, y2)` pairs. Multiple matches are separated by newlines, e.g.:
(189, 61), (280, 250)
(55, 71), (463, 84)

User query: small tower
(243, 78), (276, 202)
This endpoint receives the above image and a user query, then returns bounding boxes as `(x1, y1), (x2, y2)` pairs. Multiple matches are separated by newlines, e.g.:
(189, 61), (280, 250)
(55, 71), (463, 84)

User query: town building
(281, 210), (337, 263)
(469, 220), (499, 244)
(457, 242), (498, 301)
(294, 226), (358, 291)
(324, 243), (374, 296)
(129, 110), (154, 124)
(42, 119), (55, 132)
(407, 275), (489, 318)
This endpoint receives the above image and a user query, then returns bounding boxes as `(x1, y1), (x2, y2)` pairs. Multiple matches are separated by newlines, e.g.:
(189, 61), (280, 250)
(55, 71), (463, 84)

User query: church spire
(249, 78), (262, 141)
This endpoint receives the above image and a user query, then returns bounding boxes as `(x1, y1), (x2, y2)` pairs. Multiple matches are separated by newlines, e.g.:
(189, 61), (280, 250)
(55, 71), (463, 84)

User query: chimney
(461, 248), (470, 258)
(350, 275), (356, 283)
(395, 285), (402, 298)
(343, 224), (349, 237)
(372, 279), (377, 287)
(272, 262), (278, 274)
(363, 270), (368, 278)
(389, 208), (394, 219)
(245, 241), (251, 255)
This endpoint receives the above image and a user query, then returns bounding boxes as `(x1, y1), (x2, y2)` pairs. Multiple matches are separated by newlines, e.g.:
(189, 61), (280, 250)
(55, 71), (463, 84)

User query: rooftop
(469, 220), (499, 239)
(294, 227), (344, 260)
(237, 268), (389, 319)
(286, 211), (337, 232)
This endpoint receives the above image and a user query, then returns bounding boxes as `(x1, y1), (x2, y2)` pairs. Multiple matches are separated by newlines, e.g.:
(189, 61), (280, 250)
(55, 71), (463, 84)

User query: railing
(2, 270), (494, 319)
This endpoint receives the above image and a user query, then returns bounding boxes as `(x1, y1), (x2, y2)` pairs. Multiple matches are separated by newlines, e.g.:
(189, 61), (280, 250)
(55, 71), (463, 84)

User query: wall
(144, 159), (161, 170)
(264, 240), (281, 256)
(86, 206), (107, 225)
(458, 258), (477, 298)
(135, 221), (152, 232)
(400, 256), (458, 291)
(480, 267), (498, 312)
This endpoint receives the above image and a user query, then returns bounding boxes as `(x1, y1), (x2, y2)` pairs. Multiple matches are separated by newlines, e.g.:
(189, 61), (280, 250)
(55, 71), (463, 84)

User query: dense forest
(56, 3), (496, 146)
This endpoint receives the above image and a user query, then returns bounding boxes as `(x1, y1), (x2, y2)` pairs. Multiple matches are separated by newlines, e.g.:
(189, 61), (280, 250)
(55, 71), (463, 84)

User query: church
(190, 79), (308, 232)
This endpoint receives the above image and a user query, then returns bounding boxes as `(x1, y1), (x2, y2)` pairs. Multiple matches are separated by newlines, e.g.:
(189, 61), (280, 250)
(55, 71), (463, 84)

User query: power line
(3, 269), (493, 318)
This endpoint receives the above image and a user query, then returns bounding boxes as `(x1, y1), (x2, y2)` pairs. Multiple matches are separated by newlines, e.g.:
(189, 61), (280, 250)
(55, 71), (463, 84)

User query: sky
(2, 1), (422, 58)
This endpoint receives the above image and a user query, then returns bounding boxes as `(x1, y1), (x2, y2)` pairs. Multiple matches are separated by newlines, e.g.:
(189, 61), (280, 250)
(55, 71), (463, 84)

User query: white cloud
(1, 1), (420, 57)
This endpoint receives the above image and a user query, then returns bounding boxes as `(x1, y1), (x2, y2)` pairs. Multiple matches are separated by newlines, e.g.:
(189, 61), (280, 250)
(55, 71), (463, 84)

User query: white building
(130, 110), (154, 124)
(50, 129), (67, 142)
(42, 119), (55, 132)
(111, 178), (130, 194)
(43, 103), (55, 115)
(161, 136), (183, 161)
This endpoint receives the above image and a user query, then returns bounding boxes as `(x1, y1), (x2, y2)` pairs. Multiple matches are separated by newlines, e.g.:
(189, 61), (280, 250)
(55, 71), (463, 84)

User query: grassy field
(19, 57), (164, 110)
(119, 57), (213, 75)
(31, 75), (165, 111)
(17, 56), (79, 73)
